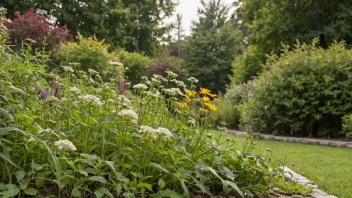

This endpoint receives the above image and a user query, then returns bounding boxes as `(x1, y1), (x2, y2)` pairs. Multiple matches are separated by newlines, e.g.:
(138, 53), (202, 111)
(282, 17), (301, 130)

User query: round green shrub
(244, 39), (352, 137)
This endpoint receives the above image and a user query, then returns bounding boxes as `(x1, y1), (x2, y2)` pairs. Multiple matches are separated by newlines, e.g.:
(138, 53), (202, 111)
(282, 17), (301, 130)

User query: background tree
(0, 0), (177, 56)
(183, 0), (243, 93)
(230, 0), (352, 84)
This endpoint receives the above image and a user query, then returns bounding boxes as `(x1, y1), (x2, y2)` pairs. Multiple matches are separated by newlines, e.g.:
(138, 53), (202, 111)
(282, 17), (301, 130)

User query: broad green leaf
(10, 86), (25, 94)
(71, 186), (81, 197)
(3, 184), (19, 198)
(158, 178), (166, 189)
(0, 183), (6, 191)
(0, 95), (9, 104)
(155, 189), (182, 198)
(15, 170), (25, 182)
(137, 182), (152, 191)
(23, 188), (38, 196)
(94, 187), (114, 198)
(89, 176), (107, 184)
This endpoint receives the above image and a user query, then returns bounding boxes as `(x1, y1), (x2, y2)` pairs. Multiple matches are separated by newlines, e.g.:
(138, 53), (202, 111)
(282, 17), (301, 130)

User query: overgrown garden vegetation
(1, 0), (352, 197)
(0, 8), (312, 197)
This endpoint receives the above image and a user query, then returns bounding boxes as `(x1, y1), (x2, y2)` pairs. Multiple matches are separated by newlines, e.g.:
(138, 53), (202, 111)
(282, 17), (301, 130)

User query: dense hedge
(243, 40), (352, 137)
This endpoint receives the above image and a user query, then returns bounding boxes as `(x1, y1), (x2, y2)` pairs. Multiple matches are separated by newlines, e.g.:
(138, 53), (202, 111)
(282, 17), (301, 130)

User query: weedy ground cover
(0, 9), (309, 198)
(214, 131), (352, 198)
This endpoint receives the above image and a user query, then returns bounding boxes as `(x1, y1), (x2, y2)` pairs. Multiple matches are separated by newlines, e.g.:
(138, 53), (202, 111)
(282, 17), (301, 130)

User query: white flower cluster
(133, 83), (148, 90)
(88, 69), (99, 75)
(118, 109), (138, 123)
(166, 70), (178, 78)
(108, 61), (123, 66)
(70, 86), (81, 95)
(81, 94), (102, 106)
(163, 88), (184, 96)
(62, 66), (74, 72)
(54, 139), (77, 151)
(171, 79), (186, 87)
(187, 77), (199, 83)
(139, 125), (174, 139)
(117, 95), (132, 107)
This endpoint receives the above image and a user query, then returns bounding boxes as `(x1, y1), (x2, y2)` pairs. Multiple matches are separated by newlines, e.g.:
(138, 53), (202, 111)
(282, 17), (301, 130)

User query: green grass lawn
(213, 130), (352, 198)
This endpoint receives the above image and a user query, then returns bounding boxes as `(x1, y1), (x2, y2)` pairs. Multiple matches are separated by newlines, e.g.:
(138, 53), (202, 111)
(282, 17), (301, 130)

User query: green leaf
(23, 188), (38, 196)
(15, 170), (25, 182)
(0, 152), (18, 168)
(0, 127), (26, 137)
(158, 178), (166, 189)
(89, 176), (107, 184)
(222, 180), (244, 198)
(10, 86), (25, 94)
(137, 182), (153, 191)
(71, 186), (81, 197)
(0, 95), (9, 104)
(150, 162), (169, 173)
(155, 189), (182, 198)
(0, 183), (6, 191)
(3, 184), (19, 198)
(94, 187), (114, 198)
(0, 108), (11, 119)
(31, 162), (43, 171)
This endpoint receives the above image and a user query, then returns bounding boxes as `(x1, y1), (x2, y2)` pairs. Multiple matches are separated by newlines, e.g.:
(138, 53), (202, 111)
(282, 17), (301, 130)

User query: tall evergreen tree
(183, 0), (243, 93)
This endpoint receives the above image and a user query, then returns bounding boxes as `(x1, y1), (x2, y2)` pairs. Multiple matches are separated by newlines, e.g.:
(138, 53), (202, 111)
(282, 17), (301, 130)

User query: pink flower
(291, 163), (295, 167)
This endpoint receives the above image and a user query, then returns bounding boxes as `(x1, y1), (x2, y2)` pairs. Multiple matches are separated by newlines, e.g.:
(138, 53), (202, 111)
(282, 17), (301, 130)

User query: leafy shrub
(150, 54), (185, 79)
(55, 33), (120, 79)
(243, 39), (352, 137)
(230, 45), (264, 84)
(0, 13), (309, 197)
(342, 114), (352, 138)
(118, 50), (152, 85)
(5, 8), (70, 51)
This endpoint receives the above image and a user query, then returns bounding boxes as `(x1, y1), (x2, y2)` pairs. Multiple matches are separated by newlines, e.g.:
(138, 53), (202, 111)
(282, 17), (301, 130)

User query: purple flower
(39, 92), (48, 100)
(291, 163), (295, 167)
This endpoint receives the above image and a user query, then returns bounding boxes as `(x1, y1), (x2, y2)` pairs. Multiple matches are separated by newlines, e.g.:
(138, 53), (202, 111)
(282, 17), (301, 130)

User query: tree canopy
(0, 0), (177, 56)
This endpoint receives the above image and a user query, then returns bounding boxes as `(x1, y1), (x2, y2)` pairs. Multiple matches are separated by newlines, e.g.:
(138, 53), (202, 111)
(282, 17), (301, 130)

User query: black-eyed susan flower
(201, 96), (210, 104)
(177, 102), (188, 108)
(204, 102), (217, 111)
(199, 88), (211, 95)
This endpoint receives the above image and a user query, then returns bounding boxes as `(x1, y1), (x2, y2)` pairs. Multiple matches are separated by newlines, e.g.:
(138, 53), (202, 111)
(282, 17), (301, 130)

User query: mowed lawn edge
(212, 130), (352, 198)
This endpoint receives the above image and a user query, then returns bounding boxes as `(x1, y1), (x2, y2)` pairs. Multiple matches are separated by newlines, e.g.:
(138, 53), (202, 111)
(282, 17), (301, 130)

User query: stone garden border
(226, 130), (352, 149)
(282, 167), (338, 198)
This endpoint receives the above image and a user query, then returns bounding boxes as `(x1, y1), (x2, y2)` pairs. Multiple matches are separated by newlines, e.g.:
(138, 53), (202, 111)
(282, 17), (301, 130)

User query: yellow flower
(177, 102), (188, 108)
(200, 108), (208, 113)
(201, 96), (210, 104)
(199, 88), (211, 95)
(208, 93), (217, 98)
(205, 102), (217, 111)
(185, 89), (197, 98)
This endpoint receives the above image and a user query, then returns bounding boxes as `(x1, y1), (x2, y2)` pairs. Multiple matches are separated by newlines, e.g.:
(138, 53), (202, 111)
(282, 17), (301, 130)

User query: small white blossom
(133, 83), (148, 90)
(171, 79), (186, 87)
(118, 109), (138, 123)
(187, 77), (199, 83)
(138, 125), (173, 139)
(155, 127), (173, 138)
(55, 139), (77, 151)
(70, 87), (80, 95)
(163, 88), (184, 96)
(108, 61), (123, 66)
(62, 66), (74, 72)
(81, 94), (102, 106)
(88, 69), (99, 75)
(165, 70), (178, 78)
(117, 95), (132, 107)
